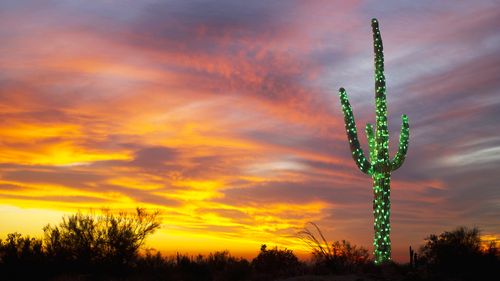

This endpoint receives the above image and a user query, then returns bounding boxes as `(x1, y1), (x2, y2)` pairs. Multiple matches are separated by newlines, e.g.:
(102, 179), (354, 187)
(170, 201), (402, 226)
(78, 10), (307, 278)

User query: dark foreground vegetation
(0, 210), (498, 281)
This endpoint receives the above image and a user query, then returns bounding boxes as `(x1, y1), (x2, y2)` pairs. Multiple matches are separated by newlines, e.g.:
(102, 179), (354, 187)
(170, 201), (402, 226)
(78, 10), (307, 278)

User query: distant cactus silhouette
(338, 18), (410, 264)
(409, 246), (415, 268)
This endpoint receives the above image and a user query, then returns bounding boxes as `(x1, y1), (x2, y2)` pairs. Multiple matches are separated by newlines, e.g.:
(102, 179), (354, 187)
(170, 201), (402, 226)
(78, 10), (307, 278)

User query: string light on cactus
(337, 18), (410, 264)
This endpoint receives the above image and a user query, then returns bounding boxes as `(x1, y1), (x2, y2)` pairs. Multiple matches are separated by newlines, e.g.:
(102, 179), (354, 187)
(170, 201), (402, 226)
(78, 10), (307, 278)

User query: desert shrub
(164, 251), (252, 281)
(0, 233), (44, 263)
(173, 253), (212, 281)
(100, 208), (161, 266)
(132, 250), (176, 280)
(206, 251), (251, 281)
(252, 244), (302, 280)
(327, 240), (370, 270)
(298, 222), (370, 273)
(419, 226), (500, 280)
(43, 208), (161, 270)
(0, 233), (46, 279)
(43, 212), (100, 267)
(138, 250), (172, 270)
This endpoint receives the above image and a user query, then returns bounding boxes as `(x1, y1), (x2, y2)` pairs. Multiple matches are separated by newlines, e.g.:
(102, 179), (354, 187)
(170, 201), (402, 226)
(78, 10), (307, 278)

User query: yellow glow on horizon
(0, 202), (323, 260)
(0, 109), (335, 259)
(148, 227), (311, 259)
(0, 205), (69, 237)
(480, 234), (500, 252)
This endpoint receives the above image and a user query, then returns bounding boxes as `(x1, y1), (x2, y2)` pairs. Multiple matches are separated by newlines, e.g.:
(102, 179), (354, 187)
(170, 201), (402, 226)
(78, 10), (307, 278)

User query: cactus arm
(365, 123), (376, 162)
(372, 18), (390, 169)
(338, 87), (373, 175)
(390, 114), (410, 171)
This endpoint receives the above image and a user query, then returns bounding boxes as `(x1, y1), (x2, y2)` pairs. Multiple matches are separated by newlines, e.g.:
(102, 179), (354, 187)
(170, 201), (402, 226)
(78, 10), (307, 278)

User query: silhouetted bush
(419, 226), (500, 280)
(2, 216), (499, 281)
(172, 253), (212, 281)
(151, 251), (252, 281)
(298, 222), (370, 273)
(0, 233), (46, 280)
(314, 239), (370, 273)
(43, 208), (160, 271)
(0, 233), (44, 264)
(206, 251), (251, 281)
(251, 244), (303, 280)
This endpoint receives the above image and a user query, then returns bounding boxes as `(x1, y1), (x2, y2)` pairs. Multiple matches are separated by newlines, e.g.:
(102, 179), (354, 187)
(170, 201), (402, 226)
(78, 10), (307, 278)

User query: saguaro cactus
(338, 18), (410, 264)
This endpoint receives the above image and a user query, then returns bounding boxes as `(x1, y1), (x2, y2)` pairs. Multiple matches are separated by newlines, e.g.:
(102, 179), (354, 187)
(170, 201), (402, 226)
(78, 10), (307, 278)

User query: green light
(337, 18), (411, 265)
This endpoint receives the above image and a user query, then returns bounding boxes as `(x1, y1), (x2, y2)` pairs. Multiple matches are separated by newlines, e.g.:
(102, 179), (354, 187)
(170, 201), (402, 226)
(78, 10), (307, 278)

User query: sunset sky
(1, 0), (499, 262)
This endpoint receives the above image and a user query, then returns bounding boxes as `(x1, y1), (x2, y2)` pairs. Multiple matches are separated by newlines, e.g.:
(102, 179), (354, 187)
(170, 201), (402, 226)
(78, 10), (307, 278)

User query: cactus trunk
(373, 171), (391, 264)
(337, 18), (410, 264)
